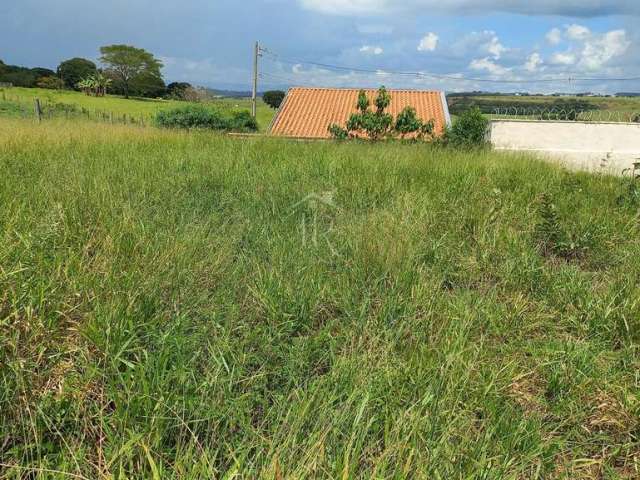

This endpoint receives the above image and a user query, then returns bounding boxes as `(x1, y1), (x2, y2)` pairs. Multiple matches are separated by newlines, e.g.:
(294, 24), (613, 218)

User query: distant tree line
(0, 45), (199, 101)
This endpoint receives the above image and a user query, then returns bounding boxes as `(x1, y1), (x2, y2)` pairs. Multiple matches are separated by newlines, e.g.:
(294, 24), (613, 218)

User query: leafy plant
(535, 193), (591, 260)
(328, 123), (349, 140)
(443, 107), (489, 148)
(329, 86), (435, 141)
(395, 106), (435, 140)
(156, 104), (258, 132)
(76, 73), (112, 97)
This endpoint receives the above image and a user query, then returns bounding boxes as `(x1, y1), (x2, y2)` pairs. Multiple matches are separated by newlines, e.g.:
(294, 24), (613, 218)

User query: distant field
(0, 86), (276, 130)
(449, 94), (640, 122)
(1, 117), (639, 479)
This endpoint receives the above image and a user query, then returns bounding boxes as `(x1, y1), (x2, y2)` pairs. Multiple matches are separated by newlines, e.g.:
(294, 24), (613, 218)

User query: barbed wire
(491, 107), (640, 123)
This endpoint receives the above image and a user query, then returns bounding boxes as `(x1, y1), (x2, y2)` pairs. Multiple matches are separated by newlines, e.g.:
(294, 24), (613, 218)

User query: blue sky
(2, 0), (639, 93)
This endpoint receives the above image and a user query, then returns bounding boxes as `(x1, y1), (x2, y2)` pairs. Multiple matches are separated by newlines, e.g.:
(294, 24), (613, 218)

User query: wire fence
(491, 107), (640, 123)
(0, 90), (154, 127)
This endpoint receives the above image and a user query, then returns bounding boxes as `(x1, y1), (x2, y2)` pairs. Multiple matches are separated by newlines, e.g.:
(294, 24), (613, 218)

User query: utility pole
(252, 41), (259, 118)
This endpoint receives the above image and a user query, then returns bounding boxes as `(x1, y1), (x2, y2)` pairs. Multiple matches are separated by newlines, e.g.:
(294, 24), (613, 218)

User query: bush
(156, 105), (258, 132)
(444, 108), (489, 148)
(36, 76), (64, 90)
(263, 90), (286, 109)
(227, 110), (259, 132)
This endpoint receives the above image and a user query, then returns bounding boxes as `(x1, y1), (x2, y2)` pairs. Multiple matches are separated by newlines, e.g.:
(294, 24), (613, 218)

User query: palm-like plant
(76, 73), (112, 97)
(91, 72), (112, 97)
(76, 77), (94, 96)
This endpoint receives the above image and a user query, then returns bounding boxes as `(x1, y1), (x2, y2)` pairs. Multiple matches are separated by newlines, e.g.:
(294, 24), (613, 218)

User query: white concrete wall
(491, 120), (640, 174)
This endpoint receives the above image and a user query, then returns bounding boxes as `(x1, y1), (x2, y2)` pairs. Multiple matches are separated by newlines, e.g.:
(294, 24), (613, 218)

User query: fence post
(34, 98), (43, 123)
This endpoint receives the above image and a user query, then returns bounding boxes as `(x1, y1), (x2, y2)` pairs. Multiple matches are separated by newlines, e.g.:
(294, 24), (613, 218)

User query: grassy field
(458, 95), (640, 112)
(0, 87), (276, 130)
(449, 94), (640, 122)
(1, 117), (639, 479)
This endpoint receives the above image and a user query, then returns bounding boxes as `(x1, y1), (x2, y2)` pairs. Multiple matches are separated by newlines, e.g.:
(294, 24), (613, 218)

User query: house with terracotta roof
(269, 87), (451, 139)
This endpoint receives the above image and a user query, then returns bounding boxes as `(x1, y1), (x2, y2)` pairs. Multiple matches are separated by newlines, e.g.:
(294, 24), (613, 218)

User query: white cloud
(417, 32), (439, 52)
(469, 57), (509, 76)
(360, 45), (384, 55)
(524, 53), (543, 72)
(486, 32), (507, 59)
(550, 52), (576, 65)
(546, 28), (562, 45)
(451, 30), (509, 60)
(578, 29), (630, 70)
(566, 24), (591, 40)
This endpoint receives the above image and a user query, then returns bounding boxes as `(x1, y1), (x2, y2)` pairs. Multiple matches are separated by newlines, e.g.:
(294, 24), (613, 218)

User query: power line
(259, 46), (640, 85)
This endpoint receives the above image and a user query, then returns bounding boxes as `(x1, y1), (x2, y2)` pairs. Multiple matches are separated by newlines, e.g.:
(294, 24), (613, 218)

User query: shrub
(227, 110), (259, 132)
(156, 105), (258, 132)
(263, 90), (286, 109)
(36, 76), (64, 90)
(443, 107), (489, 148)
(327, 123), (349, 140)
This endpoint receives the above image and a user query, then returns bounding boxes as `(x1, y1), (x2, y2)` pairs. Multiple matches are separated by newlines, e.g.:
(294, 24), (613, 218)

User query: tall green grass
(0, 118), (638, 479)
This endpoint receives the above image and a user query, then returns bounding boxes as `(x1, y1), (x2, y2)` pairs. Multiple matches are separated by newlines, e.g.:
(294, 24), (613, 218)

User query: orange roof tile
(269, 87), (450, 139)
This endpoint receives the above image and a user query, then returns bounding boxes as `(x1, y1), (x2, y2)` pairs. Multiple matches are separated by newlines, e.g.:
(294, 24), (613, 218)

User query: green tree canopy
(57, 58), (97, 89)
(99, 45), (163, 99)
(167, 82), (192, 99)
(262, 90), (286, 109)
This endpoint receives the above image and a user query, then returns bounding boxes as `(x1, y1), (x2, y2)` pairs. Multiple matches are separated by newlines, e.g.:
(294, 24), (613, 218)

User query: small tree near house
(328, 86), (435, 141)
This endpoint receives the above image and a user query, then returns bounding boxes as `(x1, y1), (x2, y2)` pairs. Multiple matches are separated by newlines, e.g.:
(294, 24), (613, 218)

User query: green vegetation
(0, 60), (56, 88)
(329, 86), (435, 140)
(57, 58), (98, 90)
(448, 94), (640, 122)
(1, 117), (639, 479)
(156, 104), (258, 132)
(99, 45), (165, 99)
(166, 82), (193, 100)
(0, 86), (275, 130)
(263, 90), (286, 109)
(443, 107), (490, 148)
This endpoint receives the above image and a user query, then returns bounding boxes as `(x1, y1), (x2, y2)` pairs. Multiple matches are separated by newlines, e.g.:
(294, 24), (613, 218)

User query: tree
(76, 72), (112, 96)
(395, 107), (434, 140)
(329, 86), (434, 141)
(57, 58), (97, 89)
(263, 90), (286, 109)
(166, 82), (192, 99)
(99, 45), (163, 99)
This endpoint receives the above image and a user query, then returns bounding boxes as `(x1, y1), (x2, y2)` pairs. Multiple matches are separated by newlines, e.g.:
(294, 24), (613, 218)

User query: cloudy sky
(2, 0), (639, 93)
